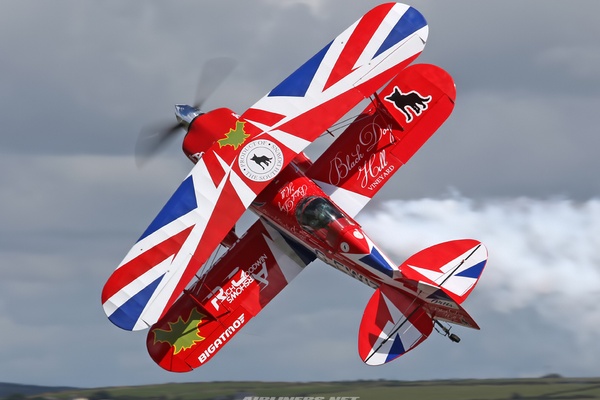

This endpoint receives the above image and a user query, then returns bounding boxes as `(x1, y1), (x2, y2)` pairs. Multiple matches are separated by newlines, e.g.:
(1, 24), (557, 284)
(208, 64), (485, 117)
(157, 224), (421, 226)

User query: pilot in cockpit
(295, 196), (344, 232)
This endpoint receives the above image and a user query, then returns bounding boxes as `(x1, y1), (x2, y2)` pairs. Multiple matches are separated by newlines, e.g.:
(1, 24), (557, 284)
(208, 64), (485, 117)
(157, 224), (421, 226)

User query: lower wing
(306, 63), (456, 217)
(146, 218), (315, 372)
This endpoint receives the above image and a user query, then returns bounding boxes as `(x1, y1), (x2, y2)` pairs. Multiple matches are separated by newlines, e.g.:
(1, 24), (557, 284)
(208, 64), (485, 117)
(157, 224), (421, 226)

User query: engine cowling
(182, 107), (239, 164)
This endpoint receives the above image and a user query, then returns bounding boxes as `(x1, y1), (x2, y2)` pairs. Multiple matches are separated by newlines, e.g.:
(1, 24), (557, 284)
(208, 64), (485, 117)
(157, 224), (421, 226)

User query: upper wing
(242, 3), (429, 145)
(102, 2), (429, 331)
(146, 218), (315, 372)
(306, 63), (456, 217)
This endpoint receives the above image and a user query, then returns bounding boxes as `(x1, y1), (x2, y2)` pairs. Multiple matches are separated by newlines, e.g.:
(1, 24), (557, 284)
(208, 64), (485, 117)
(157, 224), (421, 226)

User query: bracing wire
(318, 96), (380, 138)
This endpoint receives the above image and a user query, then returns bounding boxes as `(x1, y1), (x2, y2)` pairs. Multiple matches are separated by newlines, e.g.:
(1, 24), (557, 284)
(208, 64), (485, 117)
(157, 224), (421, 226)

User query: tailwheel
(434, 320), (461, 343)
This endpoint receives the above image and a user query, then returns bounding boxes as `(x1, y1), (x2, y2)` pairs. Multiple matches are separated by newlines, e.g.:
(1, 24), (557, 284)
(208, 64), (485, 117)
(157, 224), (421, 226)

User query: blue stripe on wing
(374, 7), (427, 58)
(139, 175), (197, 241)
(108, 273), (165, 330)
(268, 41), (332, 97)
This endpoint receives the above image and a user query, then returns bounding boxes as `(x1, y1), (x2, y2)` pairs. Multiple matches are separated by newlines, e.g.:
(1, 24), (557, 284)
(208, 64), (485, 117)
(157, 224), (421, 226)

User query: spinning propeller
(135, 57), (237, 166)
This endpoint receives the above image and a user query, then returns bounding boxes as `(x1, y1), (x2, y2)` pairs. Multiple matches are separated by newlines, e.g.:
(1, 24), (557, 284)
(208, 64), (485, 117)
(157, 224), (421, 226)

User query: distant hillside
(5, 377), (600, 400)
(0, 383), (77, 399)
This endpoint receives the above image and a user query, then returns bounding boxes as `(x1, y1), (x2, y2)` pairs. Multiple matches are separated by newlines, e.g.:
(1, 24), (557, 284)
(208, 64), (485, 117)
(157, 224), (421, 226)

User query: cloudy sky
(1, 0), (599, 389)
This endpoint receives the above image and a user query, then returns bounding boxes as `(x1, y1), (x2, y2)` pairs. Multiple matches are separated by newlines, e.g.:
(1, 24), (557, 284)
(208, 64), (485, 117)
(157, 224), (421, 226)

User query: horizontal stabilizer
(358, 284), (432, 365)
(399, 239), (488, 305)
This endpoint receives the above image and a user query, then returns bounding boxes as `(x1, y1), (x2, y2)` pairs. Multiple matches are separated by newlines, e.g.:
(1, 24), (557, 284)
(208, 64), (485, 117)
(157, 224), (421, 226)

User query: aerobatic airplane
(101, 2), (488, 372)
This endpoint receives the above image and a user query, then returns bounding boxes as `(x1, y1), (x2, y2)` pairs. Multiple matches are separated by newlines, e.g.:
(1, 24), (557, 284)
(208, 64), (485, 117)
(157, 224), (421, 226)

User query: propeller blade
(135, 121), (182, 167)
(135, 57), (236, 167)
(193, 56), (237, 109)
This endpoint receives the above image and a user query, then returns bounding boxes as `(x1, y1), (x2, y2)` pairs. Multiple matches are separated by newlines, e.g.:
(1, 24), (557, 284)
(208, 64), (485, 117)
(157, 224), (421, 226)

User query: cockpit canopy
(295, 196), (344, 232)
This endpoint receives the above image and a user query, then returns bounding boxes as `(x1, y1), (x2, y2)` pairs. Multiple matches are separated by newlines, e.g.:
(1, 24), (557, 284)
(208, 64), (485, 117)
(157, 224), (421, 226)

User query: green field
(16, 377), (600, 400)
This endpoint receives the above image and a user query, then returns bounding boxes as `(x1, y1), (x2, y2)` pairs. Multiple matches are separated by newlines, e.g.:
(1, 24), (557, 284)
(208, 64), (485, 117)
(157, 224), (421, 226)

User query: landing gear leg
(434, 320), (461, 343)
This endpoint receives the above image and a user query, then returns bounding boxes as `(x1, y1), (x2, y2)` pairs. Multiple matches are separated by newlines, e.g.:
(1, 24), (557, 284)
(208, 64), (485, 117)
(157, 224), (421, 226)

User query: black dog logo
(384, 87), (432, 123)
(251, 154), (272, 170)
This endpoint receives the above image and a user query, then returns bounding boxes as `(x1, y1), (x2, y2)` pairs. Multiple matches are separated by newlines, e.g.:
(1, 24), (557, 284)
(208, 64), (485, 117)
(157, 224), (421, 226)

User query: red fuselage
(249, 155), (397, 290)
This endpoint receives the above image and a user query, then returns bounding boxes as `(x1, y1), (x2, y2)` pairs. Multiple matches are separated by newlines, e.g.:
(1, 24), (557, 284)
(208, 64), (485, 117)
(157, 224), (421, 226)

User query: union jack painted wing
(307, 63), (456, 217)
(102, 2), (429, 331)
(146, 218), (314, 372)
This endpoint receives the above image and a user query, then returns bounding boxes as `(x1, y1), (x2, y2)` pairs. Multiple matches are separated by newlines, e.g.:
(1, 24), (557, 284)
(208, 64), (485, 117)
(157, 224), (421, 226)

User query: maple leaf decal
(218, 120), (249, 149)
(152, 308), (206, 354)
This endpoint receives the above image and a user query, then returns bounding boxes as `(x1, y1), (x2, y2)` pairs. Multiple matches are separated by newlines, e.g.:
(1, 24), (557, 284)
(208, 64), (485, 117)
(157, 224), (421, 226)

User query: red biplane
(102, 2), (487, 372)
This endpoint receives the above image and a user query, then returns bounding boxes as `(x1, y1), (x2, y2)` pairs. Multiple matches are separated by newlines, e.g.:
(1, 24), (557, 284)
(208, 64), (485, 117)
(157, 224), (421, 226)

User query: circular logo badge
(238, 139), (284, 182)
